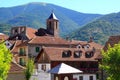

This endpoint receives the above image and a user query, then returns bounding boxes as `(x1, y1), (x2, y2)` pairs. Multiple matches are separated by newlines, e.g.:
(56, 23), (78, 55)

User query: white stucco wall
(73, 74), (96, 80)
(31, 63), (51, 80)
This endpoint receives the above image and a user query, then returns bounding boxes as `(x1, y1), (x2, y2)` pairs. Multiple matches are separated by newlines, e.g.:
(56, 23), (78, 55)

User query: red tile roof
(0, 33), (8, 41)
(88, 42), (103, 49)
(26, 27), (37, 39)
(11, 40), (25, 54)
(36, 47), (101, 62)
(103, 35), (120, 51)
(9, 62), (25, 73)
(28, 36), (71, 45)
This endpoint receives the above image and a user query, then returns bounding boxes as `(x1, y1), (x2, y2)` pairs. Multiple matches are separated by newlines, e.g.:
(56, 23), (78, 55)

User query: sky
(0, 0), (120, 14)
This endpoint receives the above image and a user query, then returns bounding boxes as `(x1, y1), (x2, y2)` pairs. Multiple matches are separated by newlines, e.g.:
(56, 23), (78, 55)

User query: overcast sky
(0, 0), (120, 14)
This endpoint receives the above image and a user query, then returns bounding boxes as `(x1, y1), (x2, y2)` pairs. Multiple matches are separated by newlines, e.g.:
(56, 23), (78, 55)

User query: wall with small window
(34, 63), (51, 80)
(19, 48), (26, 56)
(73, 74), (96, 80)
(19, 58), (26, 66)
(38, 63), (50, 72)
(28, 45), (41, 58)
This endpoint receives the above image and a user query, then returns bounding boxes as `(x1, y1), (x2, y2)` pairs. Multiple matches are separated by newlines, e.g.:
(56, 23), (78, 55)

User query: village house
(33, 42), (102, 80)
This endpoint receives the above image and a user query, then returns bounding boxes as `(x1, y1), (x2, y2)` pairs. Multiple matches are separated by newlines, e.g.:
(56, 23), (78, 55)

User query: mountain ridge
(69, 12), (120, 45)
(0, 2), (102, 36)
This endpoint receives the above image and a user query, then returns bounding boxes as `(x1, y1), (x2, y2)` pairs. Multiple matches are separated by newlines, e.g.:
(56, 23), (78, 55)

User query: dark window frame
(62, 50), (71, 58)
(74, 51), (82, 58)
(90, 76), (93, 80)
(35, 47), (40, 52)
(79, 76), (83, 80)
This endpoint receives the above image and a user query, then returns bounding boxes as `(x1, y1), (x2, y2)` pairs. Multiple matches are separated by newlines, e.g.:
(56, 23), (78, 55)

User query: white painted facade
(31, 63), (97, 80)
(73, 74), (96, 80)
(31, 63), (51, 80)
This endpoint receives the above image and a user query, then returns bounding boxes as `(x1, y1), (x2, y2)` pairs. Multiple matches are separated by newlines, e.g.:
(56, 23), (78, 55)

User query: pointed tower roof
(48, 12), (58, 20)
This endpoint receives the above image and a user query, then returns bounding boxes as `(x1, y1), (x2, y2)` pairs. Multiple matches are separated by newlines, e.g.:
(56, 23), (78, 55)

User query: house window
(77, 44), (81, 49)
(19, 48), (25, 56)
(35, 47), (40, 52)
(74, 51), (82, 58)
(84, 44), (90, 50)
(62, 50), (71, 58)
(85, 51), (94, 58)
(79, 76), (83, 80)
(90, 76), (93, 80)
(41, 64), (46, 71)
(19, 58), (25, 66)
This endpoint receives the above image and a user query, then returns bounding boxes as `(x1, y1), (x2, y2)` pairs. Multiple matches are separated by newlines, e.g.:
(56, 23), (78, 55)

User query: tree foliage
(101, 43), (120, 80)
(0, 42), (12, 80)
(25, 59), (34, 80)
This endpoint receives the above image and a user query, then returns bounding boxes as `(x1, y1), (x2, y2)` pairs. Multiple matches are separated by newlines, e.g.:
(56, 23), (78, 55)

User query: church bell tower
(47, 12), (59, 37)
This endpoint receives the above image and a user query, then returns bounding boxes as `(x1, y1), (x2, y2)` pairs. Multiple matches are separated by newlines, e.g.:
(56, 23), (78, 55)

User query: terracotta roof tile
(0, 33), (8, 41)
(9, 62), (25, 73)
(11, 40), (25, 54)
(28, 36), (71, 45)
(36, 47), (101, 62)
(103, 35), (120, 51)
(88, 42), (103, 49)
(26, 27), (37, 39)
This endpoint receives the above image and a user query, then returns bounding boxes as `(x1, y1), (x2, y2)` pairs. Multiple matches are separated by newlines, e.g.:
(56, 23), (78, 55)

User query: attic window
(62, 50), (71, 58)
(74, 51), (82, 58)
(85, 51), (94, 58)
(84, 44), (90, 50)
(76, 44), (81, 49)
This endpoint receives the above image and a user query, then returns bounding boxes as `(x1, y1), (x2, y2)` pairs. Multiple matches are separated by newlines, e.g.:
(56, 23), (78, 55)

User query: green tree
(25, 59), (34, 80)
(0, 42), (12, 80)
(101, 43), (120, 80)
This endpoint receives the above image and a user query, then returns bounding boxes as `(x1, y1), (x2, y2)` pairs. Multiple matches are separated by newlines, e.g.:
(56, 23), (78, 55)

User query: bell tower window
(49, 22), (52, 29)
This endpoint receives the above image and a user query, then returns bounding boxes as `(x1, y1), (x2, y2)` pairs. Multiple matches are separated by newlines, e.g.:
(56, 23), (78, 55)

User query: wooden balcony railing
(80, 68), (98, 73)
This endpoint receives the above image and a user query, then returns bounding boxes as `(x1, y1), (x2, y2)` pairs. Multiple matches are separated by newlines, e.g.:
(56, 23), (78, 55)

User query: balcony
(80, 68), (98, 73)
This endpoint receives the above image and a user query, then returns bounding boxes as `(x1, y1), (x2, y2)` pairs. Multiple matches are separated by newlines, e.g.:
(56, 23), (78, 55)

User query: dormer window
(74, 51), (82, 58)
(84, 44), (90, 50)
(76, 44), (81, 49)
(85, 51), (94, 58)
(86, 44), (90, 48)
(62, 50), (71, 58)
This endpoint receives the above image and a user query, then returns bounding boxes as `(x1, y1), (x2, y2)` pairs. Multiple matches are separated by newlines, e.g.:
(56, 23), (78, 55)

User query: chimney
(88, 36), (94, 43)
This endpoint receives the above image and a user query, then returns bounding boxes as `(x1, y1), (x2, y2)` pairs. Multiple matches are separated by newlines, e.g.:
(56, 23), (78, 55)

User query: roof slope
(26, 27), (37, 39)
(36, 47), (101, 62)
(103, 35), (120, 51)
(9, 62), (25, 73)
(28, 36), (71, 45)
